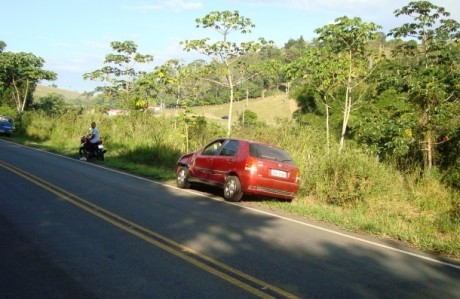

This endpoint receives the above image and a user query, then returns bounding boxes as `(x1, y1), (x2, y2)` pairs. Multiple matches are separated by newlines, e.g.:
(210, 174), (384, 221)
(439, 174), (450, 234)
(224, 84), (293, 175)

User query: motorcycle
(79, 136), (106, 161)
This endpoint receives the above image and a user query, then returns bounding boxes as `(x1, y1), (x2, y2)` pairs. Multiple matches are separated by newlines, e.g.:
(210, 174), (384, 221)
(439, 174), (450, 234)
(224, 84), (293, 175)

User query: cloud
(123, 0), (202, 13)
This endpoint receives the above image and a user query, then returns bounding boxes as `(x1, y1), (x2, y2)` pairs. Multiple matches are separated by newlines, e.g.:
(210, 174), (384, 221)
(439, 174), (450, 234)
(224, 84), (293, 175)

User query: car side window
(219, 140), (239, 157)
(202, 141), (223, 156)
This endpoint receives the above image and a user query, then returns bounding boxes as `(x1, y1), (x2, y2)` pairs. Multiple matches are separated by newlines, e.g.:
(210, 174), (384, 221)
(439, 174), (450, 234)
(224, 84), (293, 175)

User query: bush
(0, 104), (16, 117)
(238, 109), (258, 126)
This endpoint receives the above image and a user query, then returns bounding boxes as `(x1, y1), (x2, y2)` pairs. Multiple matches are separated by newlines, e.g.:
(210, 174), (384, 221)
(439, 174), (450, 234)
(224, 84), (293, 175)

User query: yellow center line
(0, 160), (299, 299)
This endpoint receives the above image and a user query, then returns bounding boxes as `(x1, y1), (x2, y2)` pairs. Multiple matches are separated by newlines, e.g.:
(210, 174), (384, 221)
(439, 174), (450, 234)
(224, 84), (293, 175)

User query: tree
(315, 16), (382, 153)
(0, 51), (56, 120)
(34, 93), (67, 115)
(285, 46), (347, 151)
(283, 36), (308, 63)
(0, 41), (6, 53)
(238, 109), (258, 126)
(182, 10), (270, 136)
(388, 1), (460, 171)
(83, 40), (153, 109)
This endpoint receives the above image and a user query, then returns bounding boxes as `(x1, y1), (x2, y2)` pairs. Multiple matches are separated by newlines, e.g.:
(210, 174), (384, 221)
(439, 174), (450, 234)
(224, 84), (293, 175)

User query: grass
(35, 85), (81, 101)
(5, 94), (460, 260)
(162, 93), (296, 125)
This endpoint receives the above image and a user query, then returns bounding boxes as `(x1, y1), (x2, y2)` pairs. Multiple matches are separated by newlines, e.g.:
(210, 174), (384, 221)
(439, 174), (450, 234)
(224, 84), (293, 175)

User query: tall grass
(10, 110), (460, 259)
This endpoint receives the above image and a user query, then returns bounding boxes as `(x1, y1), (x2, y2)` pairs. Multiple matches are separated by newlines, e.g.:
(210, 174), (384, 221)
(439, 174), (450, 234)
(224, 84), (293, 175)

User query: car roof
(212, 137), (281, 148)
(0, 115), (13, 120)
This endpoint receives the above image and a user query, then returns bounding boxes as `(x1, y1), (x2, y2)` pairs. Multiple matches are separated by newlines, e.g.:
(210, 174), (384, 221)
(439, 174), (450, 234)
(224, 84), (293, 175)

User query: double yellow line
(0, 160), (299, 299)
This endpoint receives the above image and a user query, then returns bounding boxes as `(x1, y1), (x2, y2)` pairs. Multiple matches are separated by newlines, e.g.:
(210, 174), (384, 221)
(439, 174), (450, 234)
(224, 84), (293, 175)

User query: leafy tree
(350, 88), (417, 161)
(285, 46), (347, 151)
(315, 16), (382, 153)
(83, 40), (153, 109)
(256, 46), (286, 98)
(182, 10), (270, 136)
(388, 0), (460, 171)
(34, 93), (68, 115)
(283, 36), (308, 63)
(238, 109), (258, 126)
(0, 51), (56, 120)
(0, 41), (6, 52)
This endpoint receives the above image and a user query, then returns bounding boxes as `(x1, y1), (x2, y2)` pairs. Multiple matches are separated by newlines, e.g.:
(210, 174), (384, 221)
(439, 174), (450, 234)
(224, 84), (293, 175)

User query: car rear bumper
(241, 174), (299, 200)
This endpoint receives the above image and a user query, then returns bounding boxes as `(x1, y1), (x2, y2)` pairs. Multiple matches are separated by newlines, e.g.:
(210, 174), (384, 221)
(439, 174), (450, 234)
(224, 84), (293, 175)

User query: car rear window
(249, 143), (294, 164)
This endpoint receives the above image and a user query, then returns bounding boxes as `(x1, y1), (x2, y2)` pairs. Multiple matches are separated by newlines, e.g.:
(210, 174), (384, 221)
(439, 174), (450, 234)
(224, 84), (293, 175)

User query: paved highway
(0, 139), (459, 298)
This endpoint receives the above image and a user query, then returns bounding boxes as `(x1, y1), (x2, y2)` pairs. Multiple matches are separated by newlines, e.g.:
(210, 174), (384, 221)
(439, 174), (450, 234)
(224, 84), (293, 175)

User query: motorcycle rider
(80, 121), (101, 161)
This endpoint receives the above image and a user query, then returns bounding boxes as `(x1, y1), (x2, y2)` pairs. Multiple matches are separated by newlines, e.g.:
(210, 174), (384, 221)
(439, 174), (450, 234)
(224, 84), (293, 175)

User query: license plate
(271, 169), (287, 178)
(98, 144), (104, 149)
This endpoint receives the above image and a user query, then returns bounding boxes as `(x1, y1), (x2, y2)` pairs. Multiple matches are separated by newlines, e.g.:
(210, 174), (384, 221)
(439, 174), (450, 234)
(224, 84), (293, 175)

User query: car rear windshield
(249, 143), (294, 164)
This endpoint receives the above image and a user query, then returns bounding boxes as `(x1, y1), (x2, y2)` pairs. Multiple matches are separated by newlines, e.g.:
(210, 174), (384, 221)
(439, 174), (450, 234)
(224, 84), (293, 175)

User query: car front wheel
(223, 176), (243, 202)
(177, 166), (191, 189)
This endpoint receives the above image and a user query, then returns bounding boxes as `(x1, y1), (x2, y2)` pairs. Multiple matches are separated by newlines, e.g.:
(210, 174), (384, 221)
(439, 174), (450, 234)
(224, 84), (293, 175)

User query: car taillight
(295, 170), (300, 183)
(245, 157), (258, 174)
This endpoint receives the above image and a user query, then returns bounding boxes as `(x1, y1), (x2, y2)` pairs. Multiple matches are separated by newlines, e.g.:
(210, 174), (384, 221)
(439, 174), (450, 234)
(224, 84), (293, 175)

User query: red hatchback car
(176, 138), (300, 202)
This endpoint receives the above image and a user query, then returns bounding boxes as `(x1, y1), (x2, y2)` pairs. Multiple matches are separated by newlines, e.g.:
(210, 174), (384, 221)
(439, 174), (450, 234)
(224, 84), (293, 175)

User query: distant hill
(171, 93), (298, 125)
(33, 85), (298, 122)
(34, 85), (81, 101)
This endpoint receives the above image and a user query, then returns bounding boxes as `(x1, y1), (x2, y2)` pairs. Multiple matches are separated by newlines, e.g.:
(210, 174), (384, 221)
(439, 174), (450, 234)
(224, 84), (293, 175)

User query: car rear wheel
(177, 166), (191, 189)
(224, 176), (243, 202)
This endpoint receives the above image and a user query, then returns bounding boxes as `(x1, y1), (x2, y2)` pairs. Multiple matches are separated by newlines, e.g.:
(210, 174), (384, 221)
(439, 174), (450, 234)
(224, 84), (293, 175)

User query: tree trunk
(226, 69), (234, 137)
(12, 78), (30, 122)
(339, 55), (353, 154)
(424, 129), (433, 171)
(339, 86), (352, 153)
(323, 94), (330, 154)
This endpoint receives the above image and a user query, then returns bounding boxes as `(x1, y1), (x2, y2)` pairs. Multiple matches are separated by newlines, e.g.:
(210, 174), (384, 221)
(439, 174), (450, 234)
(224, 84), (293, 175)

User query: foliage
(182, 10), (271, 136)
(314, 16), (383, 153)
(83, 40), (154, 109)
(387, 1), (460, 171)
(0, 51), (56, 119)
(349, 89), (417, 159)
(33, 93), (68, 115)
(0, 40), (6, 52)
(0, 104), (16, 118)
(285, 45), (348, 150)
(238, 109), (258, 126)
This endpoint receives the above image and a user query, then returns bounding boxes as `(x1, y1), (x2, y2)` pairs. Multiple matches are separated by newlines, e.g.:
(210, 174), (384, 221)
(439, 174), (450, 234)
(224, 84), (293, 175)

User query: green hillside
(33, 85), (298, 123)
(34, 85), (81, 101)
(177, 94), (298, 124)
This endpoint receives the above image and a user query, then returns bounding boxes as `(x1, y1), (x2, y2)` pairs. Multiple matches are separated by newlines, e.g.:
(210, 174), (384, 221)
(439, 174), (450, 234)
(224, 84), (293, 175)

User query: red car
(176, 138), (300, 202)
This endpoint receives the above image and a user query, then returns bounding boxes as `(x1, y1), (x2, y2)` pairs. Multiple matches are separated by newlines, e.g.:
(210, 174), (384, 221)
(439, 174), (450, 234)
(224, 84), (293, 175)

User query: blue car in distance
(0, 115), (14, 136)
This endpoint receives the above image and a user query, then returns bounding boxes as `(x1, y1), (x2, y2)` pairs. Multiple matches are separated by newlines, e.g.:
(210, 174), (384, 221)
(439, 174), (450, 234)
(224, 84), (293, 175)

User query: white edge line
(5, 139), (460, 270)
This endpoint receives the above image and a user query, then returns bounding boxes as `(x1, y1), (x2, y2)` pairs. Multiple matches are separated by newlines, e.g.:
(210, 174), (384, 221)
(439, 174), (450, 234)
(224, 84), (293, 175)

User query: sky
(1, 0), (459, 93)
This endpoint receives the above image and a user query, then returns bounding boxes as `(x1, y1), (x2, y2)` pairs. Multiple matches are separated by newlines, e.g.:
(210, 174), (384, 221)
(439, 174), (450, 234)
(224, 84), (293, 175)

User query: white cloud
(123, 0), (202, 13)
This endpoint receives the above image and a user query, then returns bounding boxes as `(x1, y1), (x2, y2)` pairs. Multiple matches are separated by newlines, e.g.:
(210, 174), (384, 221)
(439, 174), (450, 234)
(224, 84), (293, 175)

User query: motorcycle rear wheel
(97, 149), (105, 161)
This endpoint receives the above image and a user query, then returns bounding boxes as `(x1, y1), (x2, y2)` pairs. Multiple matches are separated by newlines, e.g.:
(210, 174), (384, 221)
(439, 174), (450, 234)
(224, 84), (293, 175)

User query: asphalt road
(1, 139), (459, 299)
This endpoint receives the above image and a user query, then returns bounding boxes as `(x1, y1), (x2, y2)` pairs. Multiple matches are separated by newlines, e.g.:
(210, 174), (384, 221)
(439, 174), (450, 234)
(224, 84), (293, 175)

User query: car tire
(224, 176), (243, 202)
(177, 166), (191, 189)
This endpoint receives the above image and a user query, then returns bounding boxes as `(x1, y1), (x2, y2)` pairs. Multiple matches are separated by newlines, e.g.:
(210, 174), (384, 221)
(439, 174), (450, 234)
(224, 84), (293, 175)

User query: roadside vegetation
(1, 1), (459, 259)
